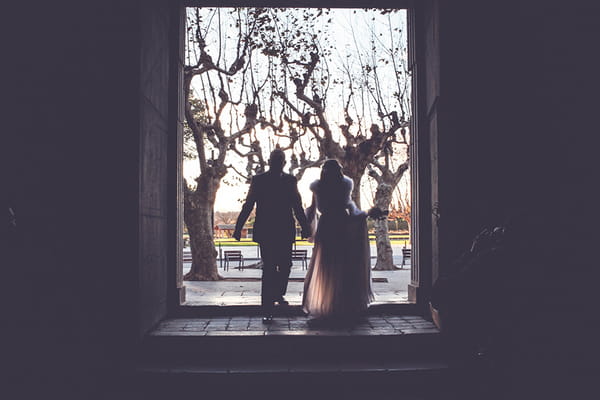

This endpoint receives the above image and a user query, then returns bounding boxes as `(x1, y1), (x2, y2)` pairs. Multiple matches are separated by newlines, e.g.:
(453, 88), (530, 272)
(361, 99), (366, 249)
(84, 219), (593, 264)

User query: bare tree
(368, 143), (409, 270)
(183, 8), (268, 280)
(273, 9), (412, 271)
(275, 52), (404, 208)
(263, 9), (410, 209)
(183, 8), (411, 279)
(365, 12), (412, 270)
(214, 211), (239, 225)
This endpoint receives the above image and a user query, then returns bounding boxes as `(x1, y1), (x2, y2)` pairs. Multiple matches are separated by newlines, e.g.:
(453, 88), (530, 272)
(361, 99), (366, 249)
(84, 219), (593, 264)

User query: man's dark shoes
(262, 314), (273, 324)
(275, 296), (289, 306)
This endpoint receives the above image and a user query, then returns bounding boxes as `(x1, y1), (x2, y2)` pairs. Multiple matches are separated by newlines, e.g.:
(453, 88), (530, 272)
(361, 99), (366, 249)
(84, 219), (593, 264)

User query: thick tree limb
(184, 73), (208, 171)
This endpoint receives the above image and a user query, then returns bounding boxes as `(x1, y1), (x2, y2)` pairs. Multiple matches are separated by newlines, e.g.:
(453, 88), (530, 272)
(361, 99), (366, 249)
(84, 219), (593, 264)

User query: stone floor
(150, 314), (437, 336)
(183, 244), (411, 306)
(142, 314), (446, 399)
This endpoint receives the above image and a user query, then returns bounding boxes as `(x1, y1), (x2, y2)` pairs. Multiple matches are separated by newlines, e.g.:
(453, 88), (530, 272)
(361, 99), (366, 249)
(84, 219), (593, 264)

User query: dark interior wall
(434, 1), (536, 264)
(416, 0), (550, 287)
(433, 0), (599, 264)
(6, 0), (148, 397)
(433, 1), (598, 393)
(524, 2), (599, 374)
(138, 0), (172, 337)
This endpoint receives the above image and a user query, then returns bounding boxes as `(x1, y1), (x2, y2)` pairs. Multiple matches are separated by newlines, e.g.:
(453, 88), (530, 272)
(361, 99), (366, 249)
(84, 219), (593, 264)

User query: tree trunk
(342, 163), (364, 209)
(350, 174), (362, 208)
(183, 173), (222, 281)
(372, 183), (398, 270)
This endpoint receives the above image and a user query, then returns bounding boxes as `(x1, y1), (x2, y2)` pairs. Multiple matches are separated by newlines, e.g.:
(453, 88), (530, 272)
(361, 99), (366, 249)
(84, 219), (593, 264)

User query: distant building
(214, 224), (249, 238)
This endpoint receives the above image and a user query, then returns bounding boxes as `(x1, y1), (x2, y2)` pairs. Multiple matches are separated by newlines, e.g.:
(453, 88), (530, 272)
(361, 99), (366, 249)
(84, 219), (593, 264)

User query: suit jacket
(235, 170), (309, 244)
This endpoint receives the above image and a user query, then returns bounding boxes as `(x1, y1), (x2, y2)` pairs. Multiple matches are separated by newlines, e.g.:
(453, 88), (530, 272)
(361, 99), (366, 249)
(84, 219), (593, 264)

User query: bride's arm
(305, 194), (317, 240)
(347, 199), (366, 217)
(343, 177), (366, 217)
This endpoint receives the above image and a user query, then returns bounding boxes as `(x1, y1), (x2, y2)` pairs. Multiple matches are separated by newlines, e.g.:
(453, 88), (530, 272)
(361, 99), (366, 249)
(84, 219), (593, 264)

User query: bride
(302, 159), (374, 322)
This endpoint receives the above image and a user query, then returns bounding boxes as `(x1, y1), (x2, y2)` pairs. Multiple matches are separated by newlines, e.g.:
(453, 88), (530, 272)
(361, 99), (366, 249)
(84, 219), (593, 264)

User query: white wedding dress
(302, 176), (373, 319)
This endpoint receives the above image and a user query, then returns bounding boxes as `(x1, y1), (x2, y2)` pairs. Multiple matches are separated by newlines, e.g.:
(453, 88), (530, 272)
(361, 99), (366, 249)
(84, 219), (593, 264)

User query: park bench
(401, 248), (411, 269)
(292, 249), (309, 270)
(224, 250), (244, 271)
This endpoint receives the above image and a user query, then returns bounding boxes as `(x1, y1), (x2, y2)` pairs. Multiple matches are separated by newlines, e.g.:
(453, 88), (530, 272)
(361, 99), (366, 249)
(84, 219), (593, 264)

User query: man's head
(268, 149), (286, 172)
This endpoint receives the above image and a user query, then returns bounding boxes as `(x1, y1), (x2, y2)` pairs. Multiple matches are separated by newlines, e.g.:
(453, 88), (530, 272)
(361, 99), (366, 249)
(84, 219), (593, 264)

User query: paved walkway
(183, 244), (411, 306)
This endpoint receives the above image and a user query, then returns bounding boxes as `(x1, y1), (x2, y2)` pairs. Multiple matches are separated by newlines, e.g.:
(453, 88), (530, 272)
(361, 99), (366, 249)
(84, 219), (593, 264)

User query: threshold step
(148, 314), (438, 337)
(134, 358), (448, 376)
(126, 359), (450, 399)
(140, 314), (443, 363)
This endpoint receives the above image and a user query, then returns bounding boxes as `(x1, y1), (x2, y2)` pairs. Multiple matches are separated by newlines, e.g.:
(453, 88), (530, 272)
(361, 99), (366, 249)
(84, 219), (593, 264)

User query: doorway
(178, 6), (416, 307)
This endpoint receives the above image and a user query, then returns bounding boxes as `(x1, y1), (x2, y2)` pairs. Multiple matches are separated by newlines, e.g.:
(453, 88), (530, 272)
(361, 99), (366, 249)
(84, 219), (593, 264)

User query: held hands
(301, 227), (312, 240)
(301, 227), (314, 244)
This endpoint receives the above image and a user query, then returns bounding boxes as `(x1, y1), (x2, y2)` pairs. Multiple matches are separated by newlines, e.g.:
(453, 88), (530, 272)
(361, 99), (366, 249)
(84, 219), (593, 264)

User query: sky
(185, 159), (323, 211)
(185, 157), (410, 212)
(184, 7), (410, 212)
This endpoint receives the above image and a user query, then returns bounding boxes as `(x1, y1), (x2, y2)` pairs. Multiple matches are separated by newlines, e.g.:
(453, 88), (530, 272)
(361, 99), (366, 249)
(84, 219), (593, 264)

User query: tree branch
(393, 160), (409, 182)
(226, 163), (252, 183)
(184, 73), (207, 171)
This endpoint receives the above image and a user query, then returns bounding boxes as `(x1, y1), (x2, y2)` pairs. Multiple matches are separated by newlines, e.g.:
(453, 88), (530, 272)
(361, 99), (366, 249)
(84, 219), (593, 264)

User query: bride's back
(313, 176), (352, 215)
(303, 160), (373, 319)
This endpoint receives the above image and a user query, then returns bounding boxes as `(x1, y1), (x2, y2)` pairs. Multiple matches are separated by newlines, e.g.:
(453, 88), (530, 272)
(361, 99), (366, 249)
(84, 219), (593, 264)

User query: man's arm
(233, 177), (257, 241)
(290, 177), (310, 238)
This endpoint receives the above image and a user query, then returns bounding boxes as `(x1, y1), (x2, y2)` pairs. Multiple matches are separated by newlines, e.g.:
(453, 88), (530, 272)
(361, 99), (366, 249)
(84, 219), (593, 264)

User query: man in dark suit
(233, 149), (311, 323)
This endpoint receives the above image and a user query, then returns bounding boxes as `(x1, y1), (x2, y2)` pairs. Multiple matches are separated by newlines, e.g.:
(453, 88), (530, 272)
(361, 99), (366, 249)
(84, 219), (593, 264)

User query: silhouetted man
(233, 149), (311, 323)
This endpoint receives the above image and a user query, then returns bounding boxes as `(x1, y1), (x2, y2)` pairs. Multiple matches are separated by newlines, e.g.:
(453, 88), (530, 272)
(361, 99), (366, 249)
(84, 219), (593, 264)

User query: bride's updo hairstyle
(317, 159), (346, 212)
(320, 159), (343, 182)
